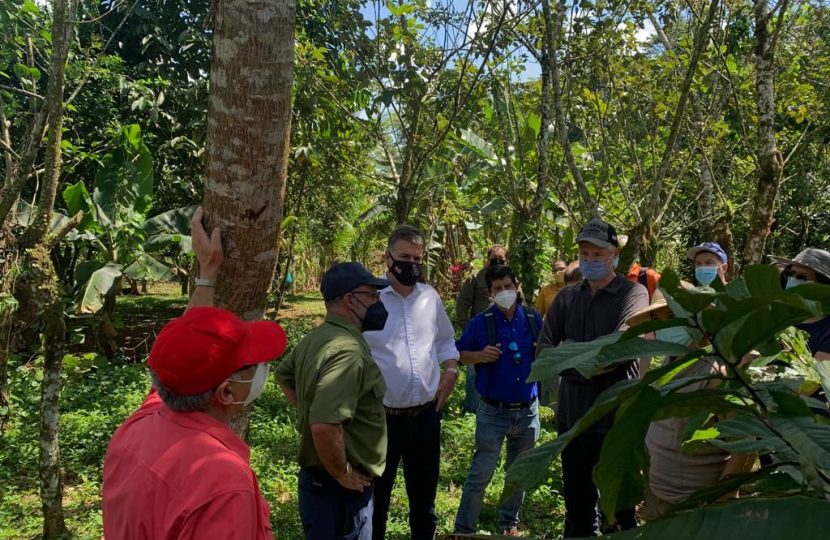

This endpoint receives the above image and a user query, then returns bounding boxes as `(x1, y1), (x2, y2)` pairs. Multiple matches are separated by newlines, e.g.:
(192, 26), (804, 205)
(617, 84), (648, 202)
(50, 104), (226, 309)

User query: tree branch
(46, 211), (83, 250)
(0, 84), (44, 100)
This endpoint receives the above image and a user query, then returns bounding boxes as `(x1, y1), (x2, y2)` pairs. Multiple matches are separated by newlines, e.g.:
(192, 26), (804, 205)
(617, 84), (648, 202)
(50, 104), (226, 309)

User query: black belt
(481, 396), (536, 411)
(384, 399), (436, 417)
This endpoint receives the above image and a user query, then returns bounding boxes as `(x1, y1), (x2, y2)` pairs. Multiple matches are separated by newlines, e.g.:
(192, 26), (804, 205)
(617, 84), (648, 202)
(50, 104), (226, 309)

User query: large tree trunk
(202, 0), (296, 437)
(741, 0), (788, 267)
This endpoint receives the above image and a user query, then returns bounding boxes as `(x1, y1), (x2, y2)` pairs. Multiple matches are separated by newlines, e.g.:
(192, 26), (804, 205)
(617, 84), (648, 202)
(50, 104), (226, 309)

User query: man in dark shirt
(537, 218), (648, 538)
(453, 265), (543, 536)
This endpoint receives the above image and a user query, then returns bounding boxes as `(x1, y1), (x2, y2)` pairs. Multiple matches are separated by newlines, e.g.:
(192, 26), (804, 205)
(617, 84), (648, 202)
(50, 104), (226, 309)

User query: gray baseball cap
(769, 248), (830, 281)
(576, 218), (619, 249)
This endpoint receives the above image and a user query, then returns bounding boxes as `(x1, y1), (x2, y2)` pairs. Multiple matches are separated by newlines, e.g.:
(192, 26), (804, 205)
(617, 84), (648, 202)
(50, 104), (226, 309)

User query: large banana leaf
(93, 124), (154, 227)
(75, 262), (123, 314)
(143, 205), (197, 253)
(123, 253), (176, 282)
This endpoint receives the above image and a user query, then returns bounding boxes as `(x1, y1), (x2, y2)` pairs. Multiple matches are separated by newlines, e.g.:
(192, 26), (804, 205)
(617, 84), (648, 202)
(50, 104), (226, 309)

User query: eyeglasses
(783, 269), (813, 282)
(509, 341), (522, 364)
(351, 290), (381, 302)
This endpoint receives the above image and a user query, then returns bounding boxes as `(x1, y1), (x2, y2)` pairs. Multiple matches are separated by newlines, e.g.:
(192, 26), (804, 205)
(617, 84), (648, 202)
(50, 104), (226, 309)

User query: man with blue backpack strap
(453, 265), (543, 537)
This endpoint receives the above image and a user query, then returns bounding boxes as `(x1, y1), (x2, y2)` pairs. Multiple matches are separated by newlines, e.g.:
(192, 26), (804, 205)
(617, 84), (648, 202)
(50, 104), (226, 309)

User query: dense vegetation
(2, 0), (830, 538)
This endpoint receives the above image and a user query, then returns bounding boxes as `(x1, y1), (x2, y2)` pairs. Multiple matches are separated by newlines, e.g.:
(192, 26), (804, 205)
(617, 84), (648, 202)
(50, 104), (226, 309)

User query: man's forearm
(459, 351), (480, 365)
(310, 423), (348, 478)
(186, 284), (215, 312)
(441, 358), (459, 370)
(278, 382), (299, 408)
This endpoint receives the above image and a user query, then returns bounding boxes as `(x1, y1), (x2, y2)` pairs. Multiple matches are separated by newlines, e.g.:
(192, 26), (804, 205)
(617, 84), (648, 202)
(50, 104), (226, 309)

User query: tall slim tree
(201, 0), (297, 435)
(0, 0), (81, 535)
(741, 0), (790, 268)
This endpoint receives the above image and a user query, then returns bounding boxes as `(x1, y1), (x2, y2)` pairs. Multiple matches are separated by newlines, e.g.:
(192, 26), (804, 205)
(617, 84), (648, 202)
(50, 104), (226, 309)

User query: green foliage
(504, 267), (830, 534)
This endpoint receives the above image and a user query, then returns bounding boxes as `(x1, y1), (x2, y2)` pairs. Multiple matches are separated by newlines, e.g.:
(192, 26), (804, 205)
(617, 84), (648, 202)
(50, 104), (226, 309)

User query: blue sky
(357, 0), (655, 82)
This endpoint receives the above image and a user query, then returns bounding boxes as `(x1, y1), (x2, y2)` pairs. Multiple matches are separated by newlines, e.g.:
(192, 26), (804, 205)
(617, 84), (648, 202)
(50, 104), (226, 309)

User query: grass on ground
(0, 288), (564, 539)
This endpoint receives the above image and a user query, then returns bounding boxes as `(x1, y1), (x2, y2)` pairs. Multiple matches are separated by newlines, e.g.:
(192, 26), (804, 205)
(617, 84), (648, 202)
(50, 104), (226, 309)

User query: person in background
(618, 235), (662, 301)
(536, 259), (568, 319)
(770, 249), (830, 409)
(102, 208), (288, 540)
(537, 218), (648, 537)
(457, 244), (508, 413)
(625, 283), (755, 521)
(538, 261), (582, 408)
(366, 226), (460, 540)
(687, 242), (729, 287)
(275, 263), (392, 540)
(563, 261), (583, 286)
(454, 265), (543, 537)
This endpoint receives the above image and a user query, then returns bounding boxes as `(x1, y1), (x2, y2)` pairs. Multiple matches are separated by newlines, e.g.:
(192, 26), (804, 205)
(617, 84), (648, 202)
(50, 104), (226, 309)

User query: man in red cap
(102, 207), (287, 539)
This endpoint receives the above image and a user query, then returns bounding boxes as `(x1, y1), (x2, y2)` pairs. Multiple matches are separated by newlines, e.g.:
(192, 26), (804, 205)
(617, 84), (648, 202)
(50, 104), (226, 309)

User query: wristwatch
(194, 277), (216, 288)
(334, 462), (353, 481)
(444, 367), (459, 378)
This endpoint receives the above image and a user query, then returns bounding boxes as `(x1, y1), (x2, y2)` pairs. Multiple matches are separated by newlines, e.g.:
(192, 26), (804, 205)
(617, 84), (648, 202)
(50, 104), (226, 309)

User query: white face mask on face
(493, 290), (517, 310)
(230, 363), (269, 406)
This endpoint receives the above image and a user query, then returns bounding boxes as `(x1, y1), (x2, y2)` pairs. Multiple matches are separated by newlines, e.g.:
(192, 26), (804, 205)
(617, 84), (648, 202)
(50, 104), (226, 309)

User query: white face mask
(230, 363), (269, 406)
(493, 290), (517, 310)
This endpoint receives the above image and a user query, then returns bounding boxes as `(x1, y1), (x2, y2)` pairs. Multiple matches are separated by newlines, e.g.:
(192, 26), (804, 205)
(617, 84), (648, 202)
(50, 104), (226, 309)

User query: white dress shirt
(363, 282), (459, 408)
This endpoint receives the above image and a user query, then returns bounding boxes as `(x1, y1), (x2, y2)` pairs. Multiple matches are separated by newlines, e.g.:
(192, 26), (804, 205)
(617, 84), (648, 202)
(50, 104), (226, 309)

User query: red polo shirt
(102, 390), (274, 539)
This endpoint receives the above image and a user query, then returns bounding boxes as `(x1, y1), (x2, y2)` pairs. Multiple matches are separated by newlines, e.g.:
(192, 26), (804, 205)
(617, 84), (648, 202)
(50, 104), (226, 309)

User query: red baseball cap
(148, 307), (287, 396)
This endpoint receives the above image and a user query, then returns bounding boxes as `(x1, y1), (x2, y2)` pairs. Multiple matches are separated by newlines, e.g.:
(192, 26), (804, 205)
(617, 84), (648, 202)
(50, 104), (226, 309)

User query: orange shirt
(102, 390), (274, 540)
(627, 263), (661, 301)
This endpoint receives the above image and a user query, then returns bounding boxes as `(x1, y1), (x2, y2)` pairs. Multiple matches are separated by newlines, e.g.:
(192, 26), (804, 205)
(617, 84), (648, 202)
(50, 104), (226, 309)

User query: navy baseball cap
(576, 219), (619, 248)
(686, 242), (727, 264)
(320, 262), (392, 302)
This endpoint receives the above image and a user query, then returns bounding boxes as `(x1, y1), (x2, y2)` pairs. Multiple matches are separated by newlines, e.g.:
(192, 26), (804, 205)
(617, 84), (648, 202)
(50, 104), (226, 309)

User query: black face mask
(388, 256), (422, 287)
(352, 297), (389, 332)
(490, 257), (506, 267)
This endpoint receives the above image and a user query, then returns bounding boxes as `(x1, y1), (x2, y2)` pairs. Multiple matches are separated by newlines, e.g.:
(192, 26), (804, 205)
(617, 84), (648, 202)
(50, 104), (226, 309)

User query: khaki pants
(641, 486), (672, 522)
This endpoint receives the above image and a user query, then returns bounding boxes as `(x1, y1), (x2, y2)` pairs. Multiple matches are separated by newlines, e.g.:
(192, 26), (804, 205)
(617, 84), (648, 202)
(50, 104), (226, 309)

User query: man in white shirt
(364, 225), (460, 540)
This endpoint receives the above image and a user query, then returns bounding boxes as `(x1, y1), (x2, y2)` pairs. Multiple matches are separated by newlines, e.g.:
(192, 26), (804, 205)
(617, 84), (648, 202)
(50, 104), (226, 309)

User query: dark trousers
(557, 423), (637, 538)
(299, 467), (375, 540)
(372, 405), (442, 540)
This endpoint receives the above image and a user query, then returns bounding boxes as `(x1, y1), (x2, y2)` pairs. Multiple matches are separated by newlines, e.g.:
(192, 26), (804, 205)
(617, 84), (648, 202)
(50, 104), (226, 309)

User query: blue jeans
(454, 399), (540, 533)
(298, 467), (374, 540)
(465, 365), (480, 413)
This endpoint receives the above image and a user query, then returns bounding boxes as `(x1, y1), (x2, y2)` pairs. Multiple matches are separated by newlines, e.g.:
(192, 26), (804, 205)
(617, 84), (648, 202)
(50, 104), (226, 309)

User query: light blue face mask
(655, 326), (703, 346)
(613, 257), (620, 268)
(580, 259), (612, 281)
(786, 276), (810, 289)
(695, 266), (719, 287)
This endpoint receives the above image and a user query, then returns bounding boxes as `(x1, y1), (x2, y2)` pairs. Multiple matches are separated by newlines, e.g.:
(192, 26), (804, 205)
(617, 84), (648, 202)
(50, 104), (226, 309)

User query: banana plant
(60, 124), (176, 313)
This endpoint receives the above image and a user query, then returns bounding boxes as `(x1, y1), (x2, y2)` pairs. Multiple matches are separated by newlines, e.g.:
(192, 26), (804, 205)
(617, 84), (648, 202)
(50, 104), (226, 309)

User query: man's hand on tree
(190, 207), (223, 280)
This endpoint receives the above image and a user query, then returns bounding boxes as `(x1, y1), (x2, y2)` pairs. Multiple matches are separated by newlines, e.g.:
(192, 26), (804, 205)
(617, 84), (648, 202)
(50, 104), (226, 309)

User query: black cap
(320, 262), (393, 302)
(576, 218), (619, 248)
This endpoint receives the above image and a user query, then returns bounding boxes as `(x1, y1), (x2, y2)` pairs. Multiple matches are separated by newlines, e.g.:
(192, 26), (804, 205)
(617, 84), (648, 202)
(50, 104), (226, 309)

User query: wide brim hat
(768, 248), (830, 282)
(626, 280), (694, 328)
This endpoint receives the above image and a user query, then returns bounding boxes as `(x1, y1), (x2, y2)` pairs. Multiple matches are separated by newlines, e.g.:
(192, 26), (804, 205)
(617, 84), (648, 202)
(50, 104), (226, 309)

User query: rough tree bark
(741, 0), (789, 267)
(201, 0), (296, 437)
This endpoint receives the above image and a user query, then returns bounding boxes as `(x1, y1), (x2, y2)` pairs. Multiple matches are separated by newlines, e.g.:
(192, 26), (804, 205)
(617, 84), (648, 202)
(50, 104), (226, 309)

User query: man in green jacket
(456, 244), (507, 412)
